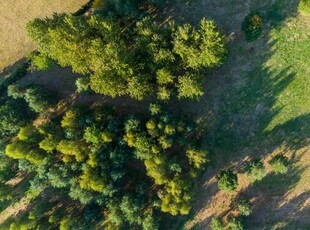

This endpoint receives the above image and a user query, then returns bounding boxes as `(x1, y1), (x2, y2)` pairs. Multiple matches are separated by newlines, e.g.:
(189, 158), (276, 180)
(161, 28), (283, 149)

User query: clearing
(166, 0), (310, 229)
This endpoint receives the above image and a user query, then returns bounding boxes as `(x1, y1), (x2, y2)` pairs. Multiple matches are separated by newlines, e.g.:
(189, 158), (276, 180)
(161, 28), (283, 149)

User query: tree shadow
(163, 0), (310, 229)
(0, 58), (27, 85)
(242, 149), (309, 229)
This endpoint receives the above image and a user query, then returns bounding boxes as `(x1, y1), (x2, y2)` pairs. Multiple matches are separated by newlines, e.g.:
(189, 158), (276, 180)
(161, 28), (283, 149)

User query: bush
(269, 155), (289, 174)
(242, 11), (263, 42)
(246, 159), (266, 181)
(217, 169), (238, 192)
(211, 217), (225, 230)
(237, 198), (252, 216)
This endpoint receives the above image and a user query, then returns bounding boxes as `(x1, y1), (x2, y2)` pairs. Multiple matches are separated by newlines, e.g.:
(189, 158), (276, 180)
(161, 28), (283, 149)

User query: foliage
(241, 11), (263, 42)
(27, 13), (227, 100)
(0, 99), (31, 136)
(8, 84), (56, 113)
(217, 170), (238, 192)
(27, 52), (54, 70)
(0, 62), (29, 94)
(210, 217), (225, 230)
(237, 198), (252, 216)
(246, 159), (266, 181)
(227, 217), (245, 230)
(75, 77), (90, 93)
(269, 155), (289, 174)
(174, 18), (227, 69)
(299, 0), (310, 14)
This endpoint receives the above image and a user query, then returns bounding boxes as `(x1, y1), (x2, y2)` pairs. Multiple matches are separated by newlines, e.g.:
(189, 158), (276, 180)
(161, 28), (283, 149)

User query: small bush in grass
(237, 198), (252, 216)
(242, 11), (263, 42)
(246, 158), (266, 181)
(211, 217), (225, 230)
(217, 169), (238, 192)
(269, 155), (289, 174)
(227, 217), (245, 230)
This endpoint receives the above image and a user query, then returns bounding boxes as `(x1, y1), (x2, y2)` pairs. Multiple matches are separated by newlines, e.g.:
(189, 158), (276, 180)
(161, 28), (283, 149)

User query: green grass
(180, 4), (310, 230)
(208, 15), (310, 158)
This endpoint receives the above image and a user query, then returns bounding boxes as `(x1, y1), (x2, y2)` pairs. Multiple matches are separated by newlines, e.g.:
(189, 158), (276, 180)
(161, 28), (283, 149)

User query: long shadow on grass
(242, 147), (309, 229)
(164, 0), (309, 229)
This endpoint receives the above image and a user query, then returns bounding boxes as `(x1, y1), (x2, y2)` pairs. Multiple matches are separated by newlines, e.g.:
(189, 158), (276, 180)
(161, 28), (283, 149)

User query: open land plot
(0, 0), (88, 74)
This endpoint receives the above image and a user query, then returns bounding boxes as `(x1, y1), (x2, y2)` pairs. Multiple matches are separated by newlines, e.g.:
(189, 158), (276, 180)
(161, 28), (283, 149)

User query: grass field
(0, 0), (88, 73)
(165, 0), (310, 229)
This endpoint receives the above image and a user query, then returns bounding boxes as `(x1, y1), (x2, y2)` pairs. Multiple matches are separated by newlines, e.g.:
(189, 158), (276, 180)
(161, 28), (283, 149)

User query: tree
(269, 155), (289, 174)
(173, 18), (227, 69)
(241, 11), (263, 42)
(237, 198), (252, 216)
(227, 217), (245, 230)
(27, 52), (54, 70)
(210, 217), (225, 230)
(0, 99), (31, 136)
(27, 14), (227, 100)
(217, 170), (238, 192)
(177, 73), (204, 99)
(246, 159), (266, 181)
(79, 166), (106, 192)
(160, 177), (192, 215)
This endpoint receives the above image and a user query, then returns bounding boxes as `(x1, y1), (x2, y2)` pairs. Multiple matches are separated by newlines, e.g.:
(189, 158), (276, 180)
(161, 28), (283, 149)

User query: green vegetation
(269, 155), (289, 174)
(241, 11), (263, 42)
(217, 170), (238, 192)
(236, 198), (252, 216)
(26, 12), (226, 100)
(246, 159), (267, 181)
(1, 0), (310, 229)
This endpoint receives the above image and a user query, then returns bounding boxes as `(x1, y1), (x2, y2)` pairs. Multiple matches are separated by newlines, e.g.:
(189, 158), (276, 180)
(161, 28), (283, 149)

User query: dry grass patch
(0, 0), (88, 73)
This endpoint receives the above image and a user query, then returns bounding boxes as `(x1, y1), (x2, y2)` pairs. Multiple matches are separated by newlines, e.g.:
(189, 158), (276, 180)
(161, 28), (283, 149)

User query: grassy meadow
(166, 0), (310, 229)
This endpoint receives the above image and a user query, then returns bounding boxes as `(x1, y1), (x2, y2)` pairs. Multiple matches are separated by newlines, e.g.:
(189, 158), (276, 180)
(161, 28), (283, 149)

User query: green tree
(269, 155), (289, 174)
(217, 170), (238, 192)
(210, 217), (225, 230)
(237, 198), (252, 216)
(173, 18), (227, 69)
(246, 159), (266, 181)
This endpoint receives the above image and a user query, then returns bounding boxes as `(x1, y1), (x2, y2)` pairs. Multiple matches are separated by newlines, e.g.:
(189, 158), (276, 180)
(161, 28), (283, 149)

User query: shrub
(217, 169), (238, 192)
(269, 155), (289, 174)
(242, 11), (263, 42)
(246, 159), (266, 181)
(237, 198), (252, 216)
(210, 217), (225, 230)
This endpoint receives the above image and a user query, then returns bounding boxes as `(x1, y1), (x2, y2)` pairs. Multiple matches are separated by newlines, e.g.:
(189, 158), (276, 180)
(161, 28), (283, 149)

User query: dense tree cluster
(0, 0), (230, 229)
(27, 12), (226, 100)
(3, 103), (207, 229)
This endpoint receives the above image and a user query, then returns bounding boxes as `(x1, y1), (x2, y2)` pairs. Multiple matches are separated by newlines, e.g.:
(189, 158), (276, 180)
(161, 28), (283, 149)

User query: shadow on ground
(162, 0), (310, 229)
